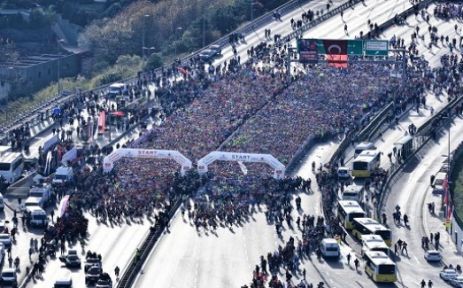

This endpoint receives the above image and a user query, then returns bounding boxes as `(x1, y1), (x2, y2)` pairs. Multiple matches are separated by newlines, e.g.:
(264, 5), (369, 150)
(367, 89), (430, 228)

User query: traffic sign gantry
(365, 40), (389, 56)
(347, 40), (363, 56)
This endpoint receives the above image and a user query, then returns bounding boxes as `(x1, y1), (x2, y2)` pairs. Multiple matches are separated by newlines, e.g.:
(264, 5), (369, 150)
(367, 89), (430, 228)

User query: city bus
(352, 150), (381, 178)
(354, 142), (376, 156)
(364, 251), (397, 283)
(361, 234), (389, 257)
(0, 148), (24, 183)
(337, 200), (366, 230)
(351, 218), (392, 246)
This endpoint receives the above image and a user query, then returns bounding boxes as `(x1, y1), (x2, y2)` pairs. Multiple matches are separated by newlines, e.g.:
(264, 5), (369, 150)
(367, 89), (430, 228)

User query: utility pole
(250, 0), (254, 22)
(57, 39), (64, 96)
(142, 14), (150, 60)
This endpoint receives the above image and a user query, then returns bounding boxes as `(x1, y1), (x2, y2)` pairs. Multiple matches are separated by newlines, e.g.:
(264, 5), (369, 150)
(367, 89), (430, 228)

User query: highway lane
(378, 5), (463, 287)
(135, 1), (422, 287)
(133, 142), (339, 288)
(382, 117), (463, 287)
(23, 1), (358, 288)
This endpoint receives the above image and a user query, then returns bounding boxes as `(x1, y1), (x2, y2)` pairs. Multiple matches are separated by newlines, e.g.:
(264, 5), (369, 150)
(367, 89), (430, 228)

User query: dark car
(84, 257), (101, 272)
(85, 266), (102, 285)
(60, 254), (81, 269)
(198, 49), (215, 62)
(95, 273), (112, 288)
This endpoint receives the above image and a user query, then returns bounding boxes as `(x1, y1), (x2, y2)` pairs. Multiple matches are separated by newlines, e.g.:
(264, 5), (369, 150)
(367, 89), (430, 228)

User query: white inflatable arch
(197, 151), (285, 179)
(103, 148), (193, 175)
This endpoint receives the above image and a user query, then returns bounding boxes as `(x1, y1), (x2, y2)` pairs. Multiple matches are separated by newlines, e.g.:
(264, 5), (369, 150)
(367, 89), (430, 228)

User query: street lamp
(57, 38), (65, 96)
(174, 27), (183, 60)
(142, 14), (150, 59)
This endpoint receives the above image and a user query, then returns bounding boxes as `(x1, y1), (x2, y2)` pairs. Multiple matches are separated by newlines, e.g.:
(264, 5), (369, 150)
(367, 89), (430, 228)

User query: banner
(297, 39), (319, 64)
(322, 39), (348, 68)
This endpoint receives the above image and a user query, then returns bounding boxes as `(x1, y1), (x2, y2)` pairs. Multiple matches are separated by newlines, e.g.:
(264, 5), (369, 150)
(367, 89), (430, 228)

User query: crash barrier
(376, 95), (463, 220)
(450, 142), (463, 233)
(116, 199), (182, 288)
(324, 0), (431, 168)
(356, 102), (394, 142)
(0, 0), (315, 142)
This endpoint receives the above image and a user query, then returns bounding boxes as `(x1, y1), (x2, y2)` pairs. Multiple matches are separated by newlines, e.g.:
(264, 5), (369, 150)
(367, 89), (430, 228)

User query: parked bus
(337, 200), (366, 230)
(354, 142), (376, 156)
(351, 218), (392, 246)
(0, 148), (24, 183)
(364, 251), (397, 283)
(352, 150), (381, 178)
(339, 184), (364, 203)
(361, 234), (389, 257)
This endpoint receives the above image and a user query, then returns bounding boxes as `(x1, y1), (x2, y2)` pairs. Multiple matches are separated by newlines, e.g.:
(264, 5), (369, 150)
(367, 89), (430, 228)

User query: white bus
(0, 149), (24, 183)
(352, 150), (381, 178)
(354, 142), (376, 156)
(361, 234), (389, 257)
(337, 200), (366, 230)
(364, 251), (397, 283)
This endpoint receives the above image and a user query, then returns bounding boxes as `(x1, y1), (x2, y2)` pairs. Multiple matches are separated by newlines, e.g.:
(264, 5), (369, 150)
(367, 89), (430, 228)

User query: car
(0, 234), (12, 248)
(59, 253), (81, 269)
(209, 44), (222, 56)
(0, 268), (17, 287)
(440, 268), (458, 281)
(96, 273), (112, 288)
(450, 276), (463, 288)
(85, 257), (102, 272)
(54, 274), (72, 288)
(424, 250), (442, 262)
(85, 265), (102, 285)
(198, 49), (215, 62)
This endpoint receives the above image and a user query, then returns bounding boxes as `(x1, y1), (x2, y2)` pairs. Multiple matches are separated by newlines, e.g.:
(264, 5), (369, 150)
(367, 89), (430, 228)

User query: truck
(52, 166), (74, 184)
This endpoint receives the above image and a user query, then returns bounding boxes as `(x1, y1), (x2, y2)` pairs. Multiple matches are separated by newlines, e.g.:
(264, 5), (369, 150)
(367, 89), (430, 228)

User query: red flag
(325, 54), (348, 68)
(323, 39), (348, 68)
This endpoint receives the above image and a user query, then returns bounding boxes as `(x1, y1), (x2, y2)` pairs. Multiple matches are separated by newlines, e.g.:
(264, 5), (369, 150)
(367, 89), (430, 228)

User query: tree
(145, 53), (163, 71)
(0, 38), (18, 63)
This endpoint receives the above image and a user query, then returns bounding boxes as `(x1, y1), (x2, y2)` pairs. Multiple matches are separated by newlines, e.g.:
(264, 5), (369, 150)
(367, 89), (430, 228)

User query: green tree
(145, 53), (163, 71)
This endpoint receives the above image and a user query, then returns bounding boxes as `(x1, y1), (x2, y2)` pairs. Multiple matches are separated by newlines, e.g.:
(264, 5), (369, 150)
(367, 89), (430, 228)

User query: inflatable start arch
(103, 148), (193, 176)
(197, 151), (285, 179)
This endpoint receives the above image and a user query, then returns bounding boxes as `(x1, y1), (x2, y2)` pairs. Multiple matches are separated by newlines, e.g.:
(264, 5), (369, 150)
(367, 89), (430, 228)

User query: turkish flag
(323, 39), (348, 68)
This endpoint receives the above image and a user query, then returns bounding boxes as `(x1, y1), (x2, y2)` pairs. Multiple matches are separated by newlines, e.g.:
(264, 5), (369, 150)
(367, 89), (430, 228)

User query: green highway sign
(364, 40), (388, 56)
(347, 40), (363, 56)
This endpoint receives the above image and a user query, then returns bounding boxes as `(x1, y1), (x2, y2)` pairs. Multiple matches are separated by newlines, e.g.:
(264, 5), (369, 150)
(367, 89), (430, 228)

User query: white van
(26, 206), (48, 227)
(54, 274), (72, 288)
(29, 186), (52, 207)
(53, 166), (74, 184)
(108, 83), (126, 98)
(320, 238), (340, 258)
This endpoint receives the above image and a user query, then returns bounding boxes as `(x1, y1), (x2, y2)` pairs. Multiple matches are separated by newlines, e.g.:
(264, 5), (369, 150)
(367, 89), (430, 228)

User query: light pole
(174, 27), (183, 60)
(57, 38), (65, 96)
(142, 14), (150, 60)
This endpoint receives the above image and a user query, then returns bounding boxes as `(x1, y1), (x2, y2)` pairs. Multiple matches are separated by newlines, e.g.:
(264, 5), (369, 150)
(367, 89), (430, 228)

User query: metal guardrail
(376, 95), (463, 219)
(116, 199), (182, 288)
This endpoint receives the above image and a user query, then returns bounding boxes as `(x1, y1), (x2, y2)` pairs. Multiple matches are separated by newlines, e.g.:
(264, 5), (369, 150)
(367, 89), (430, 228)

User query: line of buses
(337, 200), (397, 283)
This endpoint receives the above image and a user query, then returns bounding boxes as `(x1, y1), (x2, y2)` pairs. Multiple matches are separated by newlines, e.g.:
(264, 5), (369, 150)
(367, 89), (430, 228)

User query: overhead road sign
(365, 40), (389, 56)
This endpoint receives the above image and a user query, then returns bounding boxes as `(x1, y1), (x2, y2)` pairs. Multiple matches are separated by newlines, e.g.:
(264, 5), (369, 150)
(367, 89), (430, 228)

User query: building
(0, 52), (82, 100)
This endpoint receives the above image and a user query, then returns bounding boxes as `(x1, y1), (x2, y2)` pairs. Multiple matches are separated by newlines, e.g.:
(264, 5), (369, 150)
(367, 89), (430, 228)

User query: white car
(424, 250), (442, 262)
(0, 234), (12, 248)
(450, 276), (463, 288)
(440, 268), (458, 281)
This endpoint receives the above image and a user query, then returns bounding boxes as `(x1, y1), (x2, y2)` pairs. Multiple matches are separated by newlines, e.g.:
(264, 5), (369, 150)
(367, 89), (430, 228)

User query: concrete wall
(0, 52), (81, 98)
(0, 80), (11, 100)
